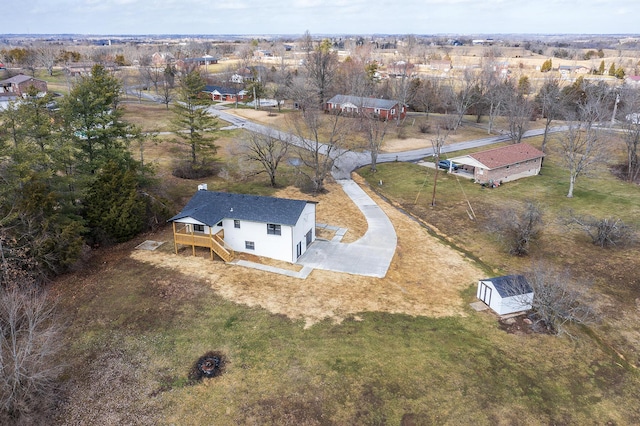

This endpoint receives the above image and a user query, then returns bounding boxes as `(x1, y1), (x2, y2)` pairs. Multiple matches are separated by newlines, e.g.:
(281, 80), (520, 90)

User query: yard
(48, 108), (640, 424)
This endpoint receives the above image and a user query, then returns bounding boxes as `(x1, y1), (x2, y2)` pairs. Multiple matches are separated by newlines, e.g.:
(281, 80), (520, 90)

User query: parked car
(437, 160), (459, 171)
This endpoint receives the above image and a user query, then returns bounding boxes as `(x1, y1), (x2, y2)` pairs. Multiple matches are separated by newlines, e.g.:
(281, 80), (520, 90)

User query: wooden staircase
(173, 225), (234, 262)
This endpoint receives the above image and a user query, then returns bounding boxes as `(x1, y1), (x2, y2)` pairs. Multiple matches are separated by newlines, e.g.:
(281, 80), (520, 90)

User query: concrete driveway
(296, 179), (396, 278)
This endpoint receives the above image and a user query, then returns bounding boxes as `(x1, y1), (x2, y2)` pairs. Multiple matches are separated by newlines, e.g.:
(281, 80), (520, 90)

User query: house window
(193, 224), (204, 233)
(306, 229), (313, 246)
(267, 223), (281, 235)
(234, 220), (240, 229)
(391, 109), (396, 115)
(245, 241), (255, 250)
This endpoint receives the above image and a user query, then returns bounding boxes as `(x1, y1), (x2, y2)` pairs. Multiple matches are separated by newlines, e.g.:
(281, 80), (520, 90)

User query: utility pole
(611, 93), (620, 128)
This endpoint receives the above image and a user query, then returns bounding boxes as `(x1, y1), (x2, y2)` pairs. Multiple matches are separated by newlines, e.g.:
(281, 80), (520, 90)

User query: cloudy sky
(5, 0), (639, 35)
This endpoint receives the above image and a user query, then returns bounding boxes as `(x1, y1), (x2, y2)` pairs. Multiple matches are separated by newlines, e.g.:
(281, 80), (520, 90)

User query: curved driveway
(209, 107), (561, 278)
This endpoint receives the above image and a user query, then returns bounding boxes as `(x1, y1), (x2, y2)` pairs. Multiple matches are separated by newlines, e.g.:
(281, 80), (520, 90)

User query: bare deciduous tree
(509, 266), (595, 336)
(304, 39), (339, 108)
(447, 69), (479, 130)
(288, 109), (352, 193)
(535, 76), (565, 152)
(565, 213), (636, 247)
(241, 130), (289, 187)
(488, 201), (543, 256)
(503, 84), (534, 143)
(360, 109), (390, 173)
(618, 86), (640, 182)
(0, 285), (63, 424)
(557, 121), (605, 198)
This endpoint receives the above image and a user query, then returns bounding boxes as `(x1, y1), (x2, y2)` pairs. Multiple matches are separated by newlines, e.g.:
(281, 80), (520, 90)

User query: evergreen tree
(598, 60), (605, 75)
(84, 161), (146, 243)
(615, 66), (626, 79)
(540, 58), (552, 72)
(172, 70), (219, 178)
(608, 63), (617, 76)
(61, 64), (135, 175)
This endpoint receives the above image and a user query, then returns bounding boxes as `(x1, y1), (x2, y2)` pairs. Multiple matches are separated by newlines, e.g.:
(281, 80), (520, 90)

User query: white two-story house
(169, 189), (317, 263)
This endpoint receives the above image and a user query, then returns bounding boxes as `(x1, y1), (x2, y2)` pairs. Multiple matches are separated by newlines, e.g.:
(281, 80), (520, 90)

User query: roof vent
(198, 183), (208, 191)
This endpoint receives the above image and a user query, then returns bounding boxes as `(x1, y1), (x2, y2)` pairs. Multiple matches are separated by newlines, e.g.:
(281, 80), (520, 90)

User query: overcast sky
(5, 0), (639, 36)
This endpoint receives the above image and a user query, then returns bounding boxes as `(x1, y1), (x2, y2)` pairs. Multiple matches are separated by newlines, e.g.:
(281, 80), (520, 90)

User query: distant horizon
(5, 0), (639, 36)
(2, 33), (640, 39)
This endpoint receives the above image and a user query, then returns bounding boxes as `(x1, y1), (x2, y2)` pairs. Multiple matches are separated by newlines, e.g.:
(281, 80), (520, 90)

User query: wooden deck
(172, 224), (234, 262)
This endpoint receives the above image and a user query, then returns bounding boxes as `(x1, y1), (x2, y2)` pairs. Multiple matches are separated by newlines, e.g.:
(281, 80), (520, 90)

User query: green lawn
(54, 250), (638, 425)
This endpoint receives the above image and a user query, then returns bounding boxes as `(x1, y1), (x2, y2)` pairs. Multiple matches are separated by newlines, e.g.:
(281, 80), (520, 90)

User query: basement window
(267, 223), (281, 235)
(245, 241), (255, 250)
(234, 220), (240, 228)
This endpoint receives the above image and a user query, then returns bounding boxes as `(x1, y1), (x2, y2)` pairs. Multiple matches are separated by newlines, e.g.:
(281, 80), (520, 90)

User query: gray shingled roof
(169, 190), (313, 226)
(203, 85), (239, 95)
(1, 74), (37, 85)
(327, 94), (400, 110)
(482, 274), (533, 297)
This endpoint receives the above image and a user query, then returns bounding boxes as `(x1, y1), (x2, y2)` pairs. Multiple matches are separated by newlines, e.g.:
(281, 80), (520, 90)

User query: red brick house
(450, 143), (544, 184)
(0, 74), (48, 96)
(325, 95), (406, 120)
(202, 85), (246, 102)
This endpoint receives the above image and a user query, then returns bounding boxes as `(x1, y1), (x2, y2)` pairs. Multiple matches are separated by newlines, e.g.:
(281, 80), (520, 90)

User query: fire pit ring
(189, 351), (226, 381)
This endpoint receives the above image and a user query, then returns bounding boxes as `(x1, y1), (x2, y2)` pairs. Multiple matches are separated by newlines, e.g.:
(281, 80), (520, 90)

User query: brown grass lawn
(131, 174), (482, 328)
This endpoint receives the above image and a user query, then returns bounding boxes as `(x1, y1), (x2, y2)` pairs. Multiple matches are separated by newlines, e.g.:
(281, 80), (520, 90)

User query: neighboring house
(0, 93), (19, 111)
(202, 85), (246, 102)
(0, 74), (48, 96)
(176, 55), (219, 71)
(625, 75), (640, 86)
(65, 62), (117, 77)
(450, 143), (544, 184)
(388, 60), (415, 78)
(232, 65), (268, 83)
(325, 94), (406, 120)
(558, 65), (589, 76)
(169, 188), (317, 263)
(477, 275), (534, 316)
(151, 52), (175, 67)
(429, 60), (452, 71)
(254, 50), (273, 58)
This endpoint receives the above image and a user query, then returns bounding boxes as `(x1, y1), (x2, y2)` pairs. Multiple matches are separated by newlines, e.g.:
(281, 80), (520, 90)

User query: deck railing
(172, 224), (234, 262)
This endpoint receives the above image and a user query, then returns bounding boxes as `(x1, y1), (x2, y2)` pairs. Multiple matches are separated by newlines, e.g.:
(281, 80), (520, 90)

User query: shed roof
(482, 274), (533, 298)
(326, 94), (400, 110)
(468, 143), (544, 170)
(169, 190), (314, 227)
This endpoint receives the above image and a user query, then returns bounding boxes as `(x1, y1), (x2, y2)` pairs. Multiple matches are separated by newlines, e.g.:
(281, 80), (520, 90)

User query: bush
(418, 123), (431, 134)
(171, 160), (218, 180)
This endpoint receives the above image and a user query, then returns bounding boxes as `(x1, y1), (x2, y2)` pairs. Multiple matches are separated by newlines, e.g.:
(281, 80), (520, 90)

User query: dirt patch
(223, 108), (287, 126)
(131, 179), (483, 328)
(498, 315), (535, 335)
